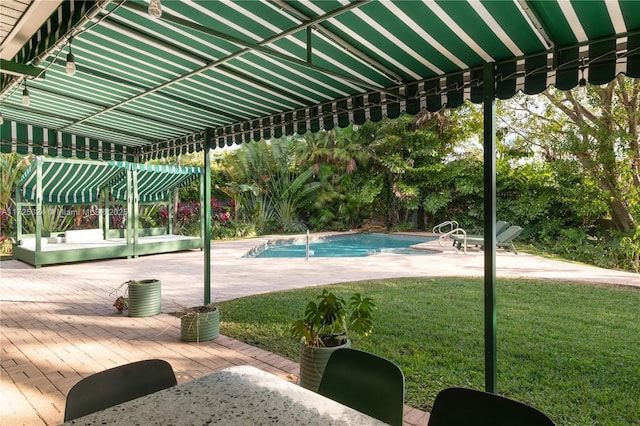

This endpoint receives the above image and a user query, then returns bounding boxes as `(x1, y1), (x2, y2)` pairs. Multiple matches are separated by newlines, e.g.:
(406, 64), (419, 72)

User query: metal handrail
(437, 227), (466, 254)
(432, 220), (459, 235)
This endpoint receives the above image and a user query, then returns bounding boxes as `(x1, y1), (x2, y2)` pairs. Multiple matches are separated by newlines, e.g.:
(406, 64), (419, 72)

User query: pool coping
(243, 231), (442, 258)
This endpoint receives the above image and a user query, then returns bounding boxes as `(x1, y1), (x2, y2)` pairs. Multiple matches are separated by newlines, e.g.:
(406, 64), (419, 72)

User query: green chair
(64, 359), (177, 421)
(450, 220), (510, 239)
(317, 348), (405, 426)
(428, 387), (555, 426)
(493, 220), (510, 236)
(452, 225), (523, 253)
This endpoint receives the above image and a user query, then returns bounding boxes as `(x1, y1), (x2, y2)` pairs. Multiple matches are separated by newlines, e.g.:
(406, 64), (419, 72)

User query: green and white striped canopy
(18, 157), (125, 204)
(1, 0), (639, 159)
(18, 156), (203, 204)
(109, 162), (203, 203)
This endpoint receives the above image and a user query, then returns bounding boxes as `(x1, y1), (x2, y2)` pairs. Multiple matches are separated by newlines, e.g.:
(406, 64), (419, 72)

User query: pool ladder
(433, 220), (467, 254)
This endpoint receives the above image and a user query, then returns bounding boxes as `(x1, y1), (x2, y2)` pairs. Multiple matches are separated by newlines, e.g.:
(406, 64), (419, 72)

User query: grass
(218, 277), (640, 426)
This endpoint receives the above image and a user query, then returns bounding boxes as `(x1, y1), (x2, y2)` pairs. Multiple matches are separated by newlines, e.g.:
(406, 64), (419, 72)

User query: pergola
(1, 0), (638, 392)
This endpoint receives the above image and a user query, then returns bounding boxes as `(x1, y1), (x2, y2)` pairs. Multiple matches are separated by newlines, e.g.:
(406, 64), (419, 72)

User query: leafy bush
(211, 219), (257, 240)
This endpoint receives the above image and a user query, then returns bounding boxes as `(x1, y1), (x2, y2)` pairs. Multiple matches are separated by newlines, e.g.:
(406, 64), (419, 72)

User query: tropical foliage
(0, 153), (33, 241)
(217, 137), (320, 233)
(500, 76), (639, 271)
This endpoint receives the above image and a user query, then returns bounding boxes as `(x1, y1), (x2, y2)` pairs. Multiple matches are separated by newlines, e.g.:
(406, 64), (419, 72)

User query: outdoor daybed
(13, 157), (204, 268)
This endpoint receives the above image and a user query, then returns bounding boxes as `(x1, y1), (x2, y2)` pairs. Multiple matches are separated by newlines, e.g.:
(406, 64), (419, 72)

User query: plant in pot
(176, 303), (220, 343)
(290, 289), (376, 392)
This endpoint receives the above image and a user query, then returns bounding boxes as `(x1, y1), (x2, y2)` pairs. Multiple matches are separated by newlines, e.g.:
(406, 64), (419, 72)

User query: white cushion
(64, 229), (104, 243)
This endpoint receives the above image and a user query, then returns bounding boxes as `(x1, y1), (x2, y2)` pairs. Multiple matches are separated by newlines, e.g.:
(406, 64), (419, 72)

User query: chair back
(496, 225), (523, 243)
(64, 359), (177, 421)
(317, 348), (405, 426)
(495, 220), (510, 235)
(428, 387), (555, 426)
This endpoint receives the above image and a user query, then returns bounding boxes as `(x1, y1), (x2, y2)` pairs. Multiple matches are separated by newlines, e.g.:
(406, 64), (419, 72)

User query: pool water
(245, 233), (435, 258)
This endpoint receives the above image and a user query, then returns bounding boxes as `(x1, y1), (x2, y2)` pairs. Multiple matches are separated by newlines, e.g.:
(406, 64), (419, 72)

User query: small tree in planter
(290, 289), (376, 392)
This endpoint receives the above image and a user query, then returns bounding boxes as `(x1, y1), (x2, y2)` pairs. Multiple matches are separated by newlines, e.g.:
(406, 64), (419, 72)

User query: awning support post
(483, 62), (498, 393)
(203, 129), (213, 305)
(35, 156), (43, 259)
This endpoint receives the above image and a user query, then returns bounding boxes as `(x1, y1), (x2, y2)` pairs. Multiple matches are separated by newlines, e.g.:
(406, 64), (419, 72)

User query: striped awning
(18, 157), (124, 204)
(1, 120), (135, 161)
(1, 0), (639, 159)
(18, 156), (203, 204)
(109, 162), (203, 203)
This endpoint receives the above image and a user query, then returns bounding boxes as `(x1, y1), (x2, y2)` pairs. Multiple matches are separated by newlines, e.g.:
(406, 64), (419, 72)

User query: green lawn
(218, 277), (640, 426)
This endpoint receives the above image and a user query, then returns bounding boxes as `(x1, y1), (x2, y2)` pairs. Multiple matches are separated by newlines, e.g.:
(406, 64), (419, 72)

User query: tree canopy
(502, 76), (639, 233)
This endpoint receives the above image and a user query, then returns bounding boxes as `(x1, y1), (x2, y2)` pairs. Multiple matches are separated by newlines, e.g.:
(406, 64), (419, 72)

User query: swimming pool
(244, 233), (435, 258)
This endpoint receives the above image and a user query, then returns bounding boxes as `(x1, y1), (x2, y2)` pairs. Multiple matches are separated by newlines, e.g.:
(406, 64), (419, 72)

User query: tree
(218, 138), (320, 233)
(363, 111), (463, 228)
(294, 127), (374, 230)
(502, 76), (639, 233)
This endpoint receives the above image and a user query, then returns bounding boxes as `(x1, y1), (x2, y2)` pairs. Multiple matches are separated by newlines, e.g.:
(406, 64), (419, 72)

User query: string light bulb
(578, 74), (587, 96)
(66, 37), (76, 76)
(148, 0), (162, 18)
(352, 123), (359, 131)
(22, 81), (30, 106)
(0, 114), (4, 125)
(578, 58), (587, 96)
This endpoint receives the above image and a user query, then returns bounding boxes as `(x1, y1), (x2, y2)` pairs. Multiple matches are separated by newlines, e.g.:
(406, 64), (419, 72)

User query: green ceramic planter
(127, 279), (161, 317)
(180, 306), (220, 342)
(298, 339), (351, 392)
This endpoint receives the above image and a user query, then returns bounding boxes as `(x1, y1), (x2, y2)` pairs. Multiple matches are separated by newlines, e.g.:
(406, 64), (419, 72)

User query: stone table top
(61, 365), (387, 425)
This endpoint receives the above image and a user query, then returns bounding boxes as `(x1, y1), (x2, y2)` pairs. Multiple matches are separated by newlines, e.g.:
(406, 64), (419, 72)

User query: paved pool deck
(1, 232), (638, 425)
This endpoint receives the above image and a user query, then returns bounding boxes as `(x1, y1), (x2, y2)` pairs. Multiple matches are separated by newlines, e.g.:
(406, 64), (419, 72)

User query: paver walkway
(1, 233), (638, 425)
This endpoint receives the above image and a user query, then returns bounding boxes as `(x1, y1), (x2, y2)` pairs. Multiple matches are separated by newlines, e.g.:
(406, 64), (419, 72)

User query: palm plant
(219, 138), (320, 233)
(296, 127), (374, 230)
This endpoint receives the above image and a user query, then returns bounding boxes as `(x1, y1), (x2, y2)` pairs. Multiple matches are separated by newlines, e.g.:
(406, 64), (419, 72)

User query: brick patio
(2, 235), (637, 425)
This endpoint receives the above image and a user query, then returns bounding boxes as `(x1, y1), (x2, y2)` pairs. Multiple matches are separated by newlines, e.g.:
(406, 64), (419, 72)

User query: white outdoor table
(60, 365), (388, 425)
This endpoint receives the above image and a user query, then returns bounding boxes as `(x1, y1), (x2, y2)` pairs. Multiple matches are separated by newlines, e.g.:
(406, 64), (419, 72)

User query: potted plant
(177, 303), (220, 343)
(111, 279), (161, 318)
(290, 289), (376, 392)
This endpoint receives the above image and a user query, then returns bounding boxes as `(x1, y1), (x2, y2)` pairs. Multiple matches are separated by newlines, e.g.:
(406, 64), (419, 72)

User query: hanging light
(0, 114), (4, 125)
(352, 123), (359, 131)
(148, 0), (162, 18)
(22, 81), (30, 106)
(578, 74), (587, 96)
(578, 58), (587, 96)
(443, 107), (451, 117)
(66, 37), (76, 76)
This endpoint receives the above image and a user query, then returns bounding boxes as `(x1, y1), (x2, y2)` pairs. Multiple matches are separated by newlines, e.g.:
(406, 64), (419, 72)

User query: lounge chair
(451, 220), (509, 240)
(451, 225), (523, 254)
(446, 220), (510, 250)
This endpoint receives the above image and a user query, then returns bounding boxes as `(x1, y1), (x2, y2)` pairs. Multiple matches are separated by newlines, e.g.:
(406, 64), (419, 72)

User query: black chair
(428, 387), (556, 426)
(64, 359), (177, 421)
(317, 348), (405, 426)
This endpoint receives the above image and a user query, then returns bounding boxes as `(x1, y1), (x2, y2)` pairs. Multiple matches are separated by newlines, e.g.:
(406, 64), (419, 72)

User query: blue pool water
(245, 233), (435, 258)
